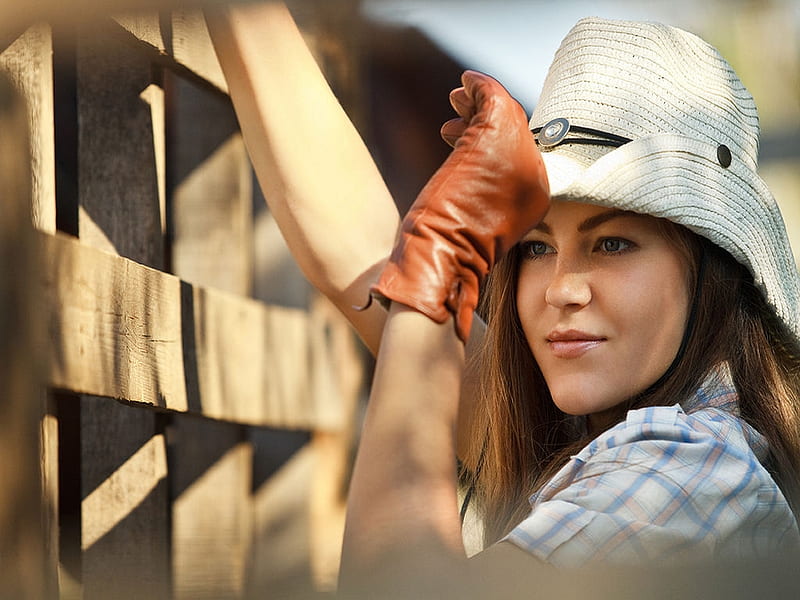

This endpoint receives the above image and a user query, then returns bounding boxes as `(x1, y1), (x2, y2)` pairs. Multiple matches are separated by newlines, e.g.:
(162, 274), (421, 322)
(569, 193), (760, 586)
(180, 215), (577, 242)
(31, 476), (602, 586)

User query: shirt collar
(682, 362), (739, 415)
(683, 362), (770, 461)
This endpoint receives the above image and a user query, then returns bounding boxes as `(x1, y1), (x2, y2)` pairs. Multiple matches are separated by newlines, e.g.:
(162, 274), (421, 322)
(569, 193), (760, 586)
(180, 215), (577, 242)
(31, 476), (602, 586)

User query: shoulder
(565, 404), (766, 503)
(505, 404), (798, 566)
(550, 405), (756, 514)
(580, 403), (753, 463)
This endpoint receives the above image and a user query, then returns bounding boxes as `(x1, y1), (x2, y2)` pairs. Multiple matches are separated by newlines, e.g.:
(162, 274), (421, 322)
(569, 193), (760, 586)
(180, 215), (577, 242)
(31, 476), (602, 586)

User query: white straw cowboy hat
(529, 17), (800, 342)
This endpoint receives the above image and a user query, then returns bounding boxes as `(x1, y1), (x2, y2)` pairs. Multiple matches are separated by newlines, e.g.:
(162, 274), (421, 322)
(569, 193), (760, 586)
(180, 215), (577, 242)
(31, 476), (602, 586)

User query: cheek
(617, 263), (691, 364)
(515, 268), (546, 334)
(607, 270), (664, 324)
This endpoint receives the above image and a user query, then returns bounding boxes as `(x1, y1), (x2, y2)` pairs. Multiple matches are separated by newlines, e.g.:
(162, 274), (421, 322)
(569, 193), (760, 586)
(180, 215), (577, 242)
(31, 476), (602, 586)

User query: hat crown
(531, 18), (760, 169)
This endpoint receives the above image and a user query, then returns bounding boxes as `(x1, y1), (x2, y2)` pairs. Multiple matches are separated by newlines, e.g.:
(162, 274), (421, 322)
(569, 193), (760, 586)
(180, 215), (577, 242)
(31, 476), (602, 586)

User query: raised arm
(205, 1), (397, 354)
(206, 1), (489, 461)
(339, 70), (549, 586)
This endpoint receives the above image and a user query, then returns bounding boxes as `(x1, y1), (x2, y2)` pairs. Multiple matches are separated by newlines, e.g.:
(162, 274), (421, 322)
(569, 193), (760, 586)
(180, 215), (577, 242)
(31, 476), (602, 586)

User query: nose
(544, 261), (592, 309)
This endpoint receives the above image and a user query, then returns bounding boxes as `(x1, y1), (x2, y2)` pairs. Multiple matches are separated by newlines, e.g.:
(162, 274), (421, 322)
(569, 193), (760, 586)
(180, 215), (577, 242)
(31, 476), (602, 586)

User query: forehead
(533, 200), (660, 234)
(551, 199), (635, 218)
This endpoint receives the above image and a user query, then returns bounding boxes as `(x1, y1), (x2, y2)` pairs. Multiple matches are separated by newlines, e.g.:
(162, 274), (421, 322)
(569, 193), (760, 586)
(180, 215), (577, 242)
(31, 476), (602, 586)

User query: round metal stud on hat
(536, 118), (570, 148)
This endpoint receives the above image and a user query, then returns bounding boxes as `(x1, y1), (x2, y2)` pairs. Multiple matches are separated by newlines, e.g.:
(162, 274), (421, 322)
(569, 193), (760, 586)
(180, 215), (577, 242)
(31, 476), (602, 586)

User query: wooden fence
(1, 9), (365, 599)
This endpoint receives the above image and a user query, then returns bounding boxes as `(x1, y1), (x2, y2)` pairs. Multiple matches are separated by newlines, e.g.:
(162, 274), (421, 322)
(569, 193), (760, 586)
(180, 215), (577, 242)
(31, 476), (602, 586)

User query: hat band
(532, 118), (632, 149)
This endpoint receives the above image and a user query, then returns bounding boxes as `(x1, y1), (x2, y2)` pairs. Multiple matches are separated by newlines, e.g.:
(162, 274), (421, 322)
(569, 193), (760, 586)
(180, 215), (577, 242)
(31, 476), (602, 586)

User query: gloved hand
(370, 70), (550, 342)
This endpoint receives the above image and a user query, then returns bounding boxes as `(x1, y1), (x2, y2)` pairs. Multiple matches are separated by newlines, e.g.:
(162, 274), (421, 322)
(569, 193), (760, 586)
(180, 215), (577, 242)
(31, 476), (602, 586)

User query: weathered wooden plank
(2, 0), (247, 36)
(44, 230), (184, 411)
(165, 52), (256, 599)
(0, 23), (57, 232)
(167, 70), (251, 294)
(248, 435), (314, 593)
(307, 295), (366, 590)
(251, 193), (314, 307)
(80, 398), (170, 599)
(71, 25), (171, 597)
(40, 396), (60, 599)
(55, 392), (83, 600)
(115, 11), (228, 92)
(246, 214), (319, 593)
(39, 230), (321, 428)
(245, 298), (366, 593)
(169, 9), (227, 91)
(75, 21), (164, 268)
(111, 12), (164, 49)
(170, 416), (252, 599)
(0, 23), (61, 598)
(0, 70), (49, 600)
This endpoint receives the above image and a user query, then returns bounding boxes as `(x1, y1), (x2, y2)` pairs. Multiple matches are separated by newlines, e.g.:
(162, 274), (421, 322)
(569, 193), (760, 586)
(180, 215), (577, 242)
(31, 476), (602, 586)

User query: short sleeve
(503, 405), (795, 566)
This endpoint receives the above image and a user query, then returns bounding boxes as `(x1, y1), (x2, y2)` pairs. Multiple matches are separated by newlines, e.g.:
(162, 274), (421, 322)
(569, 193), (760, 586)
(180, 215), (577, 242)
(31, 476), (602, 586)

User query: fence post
(68, 20), (170, 597)
(0, 70), (48, 599)
(166, 64), (255, 599)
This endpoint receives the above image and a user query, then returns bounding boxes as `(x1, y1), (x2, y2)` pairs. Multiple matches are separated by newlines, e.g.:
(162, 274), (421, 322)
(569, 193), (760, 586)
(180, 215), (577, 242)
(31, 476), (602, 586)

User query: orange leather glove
(371, 70), (550, 342)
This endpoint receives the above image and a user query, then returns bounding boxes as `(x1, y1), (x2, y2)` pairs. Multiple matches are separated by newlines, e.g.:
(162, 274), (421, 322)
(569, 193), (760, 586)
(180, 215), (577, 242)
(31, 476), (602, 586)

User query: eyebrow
(577, 209), (636, 232)
(532, 209), (645, 235)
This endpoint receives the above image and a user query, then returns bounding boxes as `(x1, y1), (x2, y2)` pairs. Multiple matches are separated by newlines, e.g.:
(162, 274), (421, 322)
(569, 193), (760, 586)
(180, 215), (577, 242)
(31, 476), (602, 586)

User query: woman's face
(516, 201), (691, 427)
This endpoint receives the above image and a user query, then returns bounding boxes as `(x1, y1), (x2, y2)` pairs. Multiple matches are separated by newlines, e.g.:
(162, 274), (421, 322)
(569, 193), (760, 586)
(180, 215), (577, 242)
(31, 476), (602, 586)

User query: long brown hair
(464, 218), (800, 547)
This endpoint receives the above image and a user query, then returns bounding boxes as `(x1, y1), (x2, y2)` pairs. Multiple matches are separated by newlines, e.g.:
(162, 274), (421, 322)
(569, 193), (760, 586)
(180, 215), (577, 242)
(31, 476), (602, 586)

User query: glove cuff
(370, 260), (479, 343)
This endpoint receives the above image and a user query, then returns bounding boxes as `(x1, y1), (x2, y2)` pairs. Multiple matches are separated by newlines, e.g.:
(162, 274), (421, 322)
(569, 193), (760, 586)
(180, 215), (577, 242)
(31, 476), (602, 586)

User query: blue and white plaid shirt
(504, 365), (800, 566)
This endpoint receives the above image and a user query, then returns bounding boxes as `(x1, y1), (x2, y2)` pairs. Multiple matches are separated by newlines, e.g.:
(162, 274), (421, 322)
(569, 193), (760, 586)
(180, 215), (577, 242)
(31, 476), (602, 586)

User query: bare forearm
(205, 2), (398, 353)
(206, 2), (485, 453)
(340, 304), (466, 580)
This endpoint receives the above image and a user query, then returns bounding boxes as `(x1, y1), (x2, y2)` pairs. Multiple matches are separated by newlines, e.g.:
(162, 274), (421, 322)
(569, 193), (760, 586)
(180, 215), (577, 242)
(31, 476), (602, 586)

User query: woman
(207, 3), (800, 587)
(456, 19), (800, 562)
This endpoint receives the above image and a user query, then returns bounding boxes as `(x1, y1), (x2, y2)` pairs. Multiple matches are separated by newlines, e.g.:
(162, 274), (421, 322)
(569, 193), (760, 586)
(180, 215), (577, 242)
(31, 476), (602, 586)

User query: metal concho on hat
(532, 118), (633, 150)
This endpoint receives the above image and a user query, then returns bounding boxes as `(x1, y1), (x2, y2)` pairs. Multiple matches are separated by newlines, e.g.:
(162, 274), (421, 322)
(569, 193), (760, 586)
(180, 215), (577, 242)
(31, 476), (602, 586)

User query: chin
(548, 381), (622, 418)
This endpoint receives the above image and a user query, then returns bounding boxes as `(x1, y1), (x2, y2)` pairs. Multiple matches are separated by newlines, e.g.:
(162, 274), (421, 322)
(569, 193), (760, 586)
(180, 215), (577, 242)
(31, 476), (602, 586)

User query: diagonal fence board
(115, 10), (228, 92)
(39, 231), (336, 430)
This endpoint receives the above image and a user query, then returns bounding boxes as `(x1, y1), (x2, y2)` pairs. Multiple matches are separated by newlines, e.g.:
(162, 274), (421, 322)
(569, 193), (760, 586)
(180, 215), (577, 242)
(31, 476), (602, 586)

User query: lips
(546, 329), (606, 359)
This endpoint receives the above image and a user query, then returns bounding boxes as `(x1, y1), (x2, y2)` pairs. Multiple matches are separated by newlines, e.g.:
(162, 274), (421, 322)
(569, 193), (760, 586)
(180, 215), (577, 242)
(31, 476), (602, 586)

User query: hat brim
(540, 133), (800, 342)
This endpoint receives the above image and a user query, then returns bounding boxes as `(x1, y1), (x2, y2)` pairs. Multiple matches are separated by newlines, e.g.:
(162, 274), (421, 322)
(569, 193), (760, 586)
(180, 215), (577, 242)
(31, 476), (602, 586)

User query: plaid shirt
(504, 365), (800, 566)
